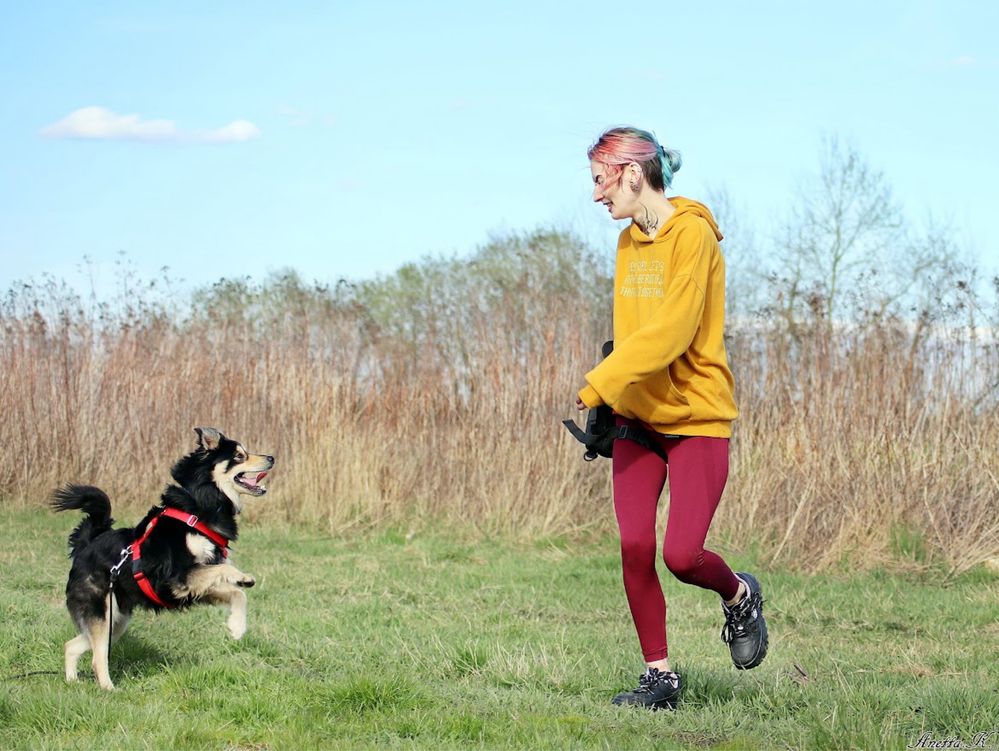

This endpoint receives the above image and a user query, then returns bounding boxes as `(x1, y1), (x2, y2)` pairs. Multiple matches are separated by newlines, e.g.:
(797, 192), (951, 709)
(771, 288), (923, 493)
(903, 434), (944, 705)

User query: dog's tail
(50, 484), (114, 558)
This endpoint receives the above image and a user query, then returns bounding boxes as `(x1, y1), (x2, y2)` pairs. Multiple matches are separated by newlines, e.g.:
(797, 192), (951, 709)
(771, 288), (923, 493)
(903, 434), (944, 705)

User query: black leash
(9, 670), (61, 679)
(11, 547), (132, 683)
(108, 580), (115, 658)
(107, 546), (132, 659)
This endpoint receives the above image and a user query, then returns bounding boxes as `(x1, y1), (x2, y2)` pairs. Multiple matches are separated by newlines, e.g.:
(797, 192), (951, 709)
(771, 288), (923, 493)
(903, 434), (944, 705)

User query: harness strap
(616, 425), (670, 463)
(158, 507), (231, 555)
(133, 567), (170, 607)
(562, 418), (671, 463)
(130, 508), (231, 608)
(561, 419), (592, 445)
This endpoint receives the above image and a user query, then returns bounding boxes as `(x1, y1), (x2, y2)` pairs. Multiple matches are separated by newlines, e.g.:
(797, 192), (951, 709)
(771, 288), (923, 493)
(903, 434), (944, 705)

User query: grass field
(2, 508), (998, 750)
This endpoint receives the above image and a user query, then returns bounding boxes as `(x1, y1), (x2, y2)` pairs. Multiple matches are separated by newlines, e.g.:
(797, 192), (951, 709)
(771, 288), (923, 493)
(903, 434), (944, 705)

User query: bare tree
(775, 137), (903, 324)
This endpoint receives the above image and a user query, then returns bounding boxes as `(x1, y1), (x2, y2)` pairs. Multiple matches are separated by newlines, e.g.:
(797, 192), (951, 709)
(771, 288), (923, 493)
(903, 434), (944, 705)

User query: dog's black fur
(51, 427), (274, 690)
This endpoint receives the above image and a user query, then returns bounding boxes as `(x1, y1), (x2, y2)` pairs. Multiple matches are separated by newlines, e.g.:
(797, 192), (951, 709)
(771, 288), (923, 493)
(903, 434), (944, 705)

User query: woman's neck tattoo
(637, 204), (660, 236)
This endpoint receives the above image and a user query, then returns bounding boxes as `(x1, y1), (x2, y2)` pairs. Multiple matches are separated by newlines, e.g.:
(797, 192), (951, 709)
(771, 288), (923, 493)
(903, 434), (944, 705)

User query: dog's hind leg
(110, 598), (131, 647)
(64, 632), (90, 682)
(84, 599), (115, 690)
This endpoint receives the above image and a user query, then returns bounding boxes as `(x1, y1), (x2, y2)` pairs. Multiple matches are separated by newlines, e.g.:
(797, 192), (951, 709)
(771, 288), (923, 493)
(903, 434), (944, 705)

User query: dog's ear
(194, 427), (223, 451)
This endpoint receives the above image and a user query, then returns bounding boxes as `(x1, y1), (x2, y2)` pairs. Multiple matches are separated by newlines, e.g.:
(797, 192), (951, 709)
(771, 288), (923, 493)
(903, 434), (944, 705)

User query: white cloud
(40, 106), (260, 144)
(41, 106), (175, 140)
(202, 119), (260, 143)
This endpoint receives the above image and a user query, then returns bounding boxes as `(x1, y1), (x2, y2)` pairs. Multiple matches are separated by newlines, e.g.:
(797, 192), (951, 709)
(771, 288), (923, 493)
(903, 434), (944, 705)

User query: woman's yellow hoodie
(578, 197), (738, 438)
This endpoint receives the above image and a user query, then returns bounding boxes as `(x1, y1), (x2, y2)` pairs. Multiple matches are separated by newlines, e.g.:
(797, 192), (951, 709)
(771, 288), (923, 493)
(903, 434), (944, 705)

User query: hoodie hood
(629, 196), (723, 244)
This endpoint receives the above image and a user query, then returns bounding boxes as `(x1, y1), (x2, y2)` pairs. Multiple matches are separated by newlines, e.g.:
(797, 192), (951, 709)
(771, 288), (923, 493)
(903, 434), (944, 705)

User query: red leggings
(612, 417), (741, 662)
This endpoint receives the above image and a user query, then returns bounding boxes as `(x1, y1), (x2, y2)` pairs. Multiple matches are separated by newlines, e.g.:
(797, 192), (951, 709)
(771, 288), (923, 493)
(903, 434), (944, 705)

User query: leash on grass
(9, 670), (61, 679)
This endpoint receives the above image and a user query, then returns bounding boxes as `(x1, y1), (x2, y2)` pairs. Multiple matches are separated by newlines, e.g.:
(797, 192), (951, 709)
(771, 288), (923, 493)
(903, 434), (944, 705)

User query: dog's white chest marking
(186, 533), (217, 564)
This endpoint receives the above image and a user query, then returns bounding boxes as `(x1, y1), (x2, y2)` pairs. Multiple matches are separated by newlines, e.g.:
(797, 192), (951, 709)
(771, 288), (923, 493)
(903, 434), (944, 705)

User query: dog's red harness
(131, 507), (231, 608)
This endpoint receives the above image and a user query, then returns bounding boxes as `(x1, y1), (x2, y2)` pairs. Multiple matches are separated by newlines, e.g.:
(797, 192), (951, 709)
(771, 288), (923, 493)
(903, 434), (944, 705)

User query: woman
(576, 126), (768, 710)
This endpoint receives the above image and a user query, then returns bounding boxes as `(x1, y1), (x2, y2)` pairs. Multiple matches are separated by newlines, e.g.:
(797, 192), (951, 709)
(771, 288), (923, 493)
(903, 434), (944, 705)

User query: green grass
(2, 508), (998, 750)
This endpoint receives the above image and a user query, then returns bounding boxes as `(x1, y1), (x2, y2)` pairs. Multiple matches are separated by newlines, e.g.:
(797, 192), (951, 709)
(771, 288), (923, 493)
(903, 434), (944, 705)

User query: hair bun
(662, 147), (682, 175)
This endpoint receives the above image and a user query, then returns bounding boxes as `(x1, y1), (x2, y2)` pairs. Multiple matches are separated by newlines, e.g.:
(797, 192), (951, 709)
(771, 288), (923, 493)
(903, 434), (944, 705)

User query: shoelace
(636, 669), (678, 693)
(720, 591), (764, 644)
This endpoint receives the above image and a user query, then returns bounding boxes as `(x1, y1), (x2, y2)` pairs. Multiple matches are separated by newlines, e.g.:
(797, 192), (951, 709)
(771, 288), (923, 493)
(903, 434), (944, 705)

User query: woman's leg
(612, 421), (670, 662)
(661, 436), (742, 602)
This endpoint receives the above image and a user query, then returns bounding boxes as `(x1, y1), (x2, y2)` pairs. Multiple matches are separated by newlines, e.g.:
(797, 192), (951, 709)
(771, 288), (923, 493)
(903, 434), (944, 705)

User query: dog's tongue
(239, 472), (267, 487)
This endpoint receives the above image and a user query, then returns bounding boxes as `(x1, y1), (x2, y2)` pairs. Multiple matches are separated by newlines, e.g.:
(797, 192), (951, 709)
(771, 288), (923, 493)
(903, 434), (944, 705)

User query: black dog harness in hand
(562, 411), (670, 463)
(563, 340), (671, 463)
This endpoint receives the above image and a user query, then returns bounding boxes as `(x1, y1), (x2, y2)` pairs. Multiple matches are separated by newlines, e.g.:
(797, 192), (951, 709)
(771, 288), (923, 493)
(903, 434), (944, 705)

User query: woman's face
(591, 160), (638, 220)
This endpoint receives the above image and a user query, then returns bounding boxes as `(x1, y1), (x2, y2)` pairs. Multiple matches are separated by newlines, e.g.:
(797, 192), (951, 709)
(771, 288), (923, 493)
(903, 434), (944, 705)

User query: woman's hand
(576, 396), (587, 411)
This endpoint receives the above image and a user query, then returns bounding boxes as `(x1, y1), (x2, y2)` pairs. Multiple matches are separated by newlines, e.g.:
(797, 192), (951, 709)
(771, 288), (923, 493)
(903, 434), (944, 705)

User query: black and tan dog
(51, 427), (274, 690)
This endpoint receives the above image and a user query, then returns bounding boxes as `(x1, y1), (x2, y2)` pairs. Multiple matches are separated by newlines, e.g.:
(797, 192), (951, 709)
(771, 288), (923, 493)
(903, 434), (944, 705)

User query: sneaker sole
(651, 698), (680, 711)
(612, 696), (681, 710)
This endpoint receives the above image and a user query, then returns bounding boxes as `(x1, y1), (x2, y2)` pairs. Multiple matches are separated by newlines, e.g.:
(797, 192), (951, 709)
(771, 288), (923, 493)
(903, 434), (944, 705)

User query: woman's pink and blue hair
(587, 126), (682, 192)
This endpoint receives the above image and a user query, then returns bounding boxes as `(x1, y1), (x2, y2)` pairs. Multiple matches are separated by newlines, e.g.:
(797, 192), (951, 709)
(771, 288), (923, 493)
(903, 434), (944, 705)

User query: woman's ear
(627, 163), (643, 192)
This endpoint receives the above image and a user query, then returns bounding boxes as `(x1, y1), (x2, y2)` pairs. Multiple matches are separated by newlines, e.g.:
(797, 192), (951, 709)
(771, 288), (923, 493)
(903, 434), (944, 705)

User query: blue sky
(1, 1), (996, 297)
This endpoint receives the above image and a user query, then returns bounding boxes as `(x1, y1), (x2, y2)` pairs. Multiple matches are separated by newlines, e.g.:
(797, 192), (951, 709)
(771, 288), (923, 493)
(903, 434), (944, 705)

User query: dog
(51, 427), (274, 690)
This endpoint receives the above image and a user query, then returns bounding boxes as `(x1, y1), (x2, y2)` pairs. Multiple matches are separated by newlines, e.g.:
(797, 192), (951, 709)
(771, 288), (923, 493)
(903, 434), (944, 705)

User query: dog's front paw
(236, 574), (256, 588)
(227, 612), (247, 640)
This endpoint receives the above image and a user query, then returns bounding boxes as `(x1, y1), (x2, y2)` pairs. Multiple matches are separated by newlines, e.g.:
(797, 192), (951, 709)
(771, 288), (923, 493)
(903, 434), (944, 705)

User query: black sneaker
(720, 572), (769, 669)
(611, 668), (682, 710)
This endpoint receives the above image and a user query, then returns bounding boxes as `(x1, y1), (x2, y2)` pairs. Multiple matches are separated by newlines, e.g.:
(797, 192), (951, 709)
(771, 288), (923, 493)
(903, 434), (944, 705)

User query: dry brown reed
(725, 317), (999, 575)
(1, 231), (997, 576)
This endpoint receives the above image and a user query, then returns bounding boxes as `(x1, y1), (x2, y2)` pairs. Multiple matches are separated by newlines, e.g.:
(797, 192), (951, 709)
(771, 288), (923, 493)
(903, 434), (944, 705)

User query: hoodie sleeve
(580, 220), (714, 408)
